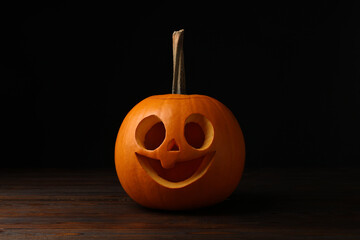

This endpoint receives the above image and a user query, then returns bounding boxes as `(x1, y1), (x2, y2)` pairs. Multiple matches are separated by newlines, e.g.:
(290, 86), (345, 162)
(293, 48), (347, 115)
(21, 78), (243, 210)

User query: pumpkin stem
(172, 29), (186, 94)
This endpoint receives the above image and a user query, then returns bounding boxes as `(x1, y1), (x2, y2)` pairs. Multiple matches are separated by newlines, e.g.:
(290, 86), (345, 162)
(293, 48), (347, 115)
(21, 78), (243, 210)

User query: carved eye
(184, 114), (214, 150)
(136, 115), (166, 150)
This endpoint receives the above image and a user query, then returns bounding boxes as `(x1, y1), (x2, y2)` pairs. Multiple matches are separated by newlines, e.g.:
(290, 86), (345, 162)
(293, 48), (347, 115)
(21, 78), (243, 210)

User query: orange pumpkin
(115, 30), (245, 210)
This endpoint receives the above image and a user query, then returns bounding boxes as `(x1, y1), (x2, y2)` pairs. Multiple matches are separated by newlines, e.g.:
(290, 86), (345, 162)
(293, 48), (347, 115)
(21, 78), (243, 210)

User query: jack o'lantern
(115, 30), (245, 210)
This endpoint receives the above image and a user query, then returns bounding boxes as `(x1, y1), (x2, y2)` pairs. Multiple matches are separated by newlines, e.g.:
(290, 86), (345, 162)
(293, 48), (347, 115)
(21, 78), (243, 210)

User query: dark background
(1, 2), (359, 169)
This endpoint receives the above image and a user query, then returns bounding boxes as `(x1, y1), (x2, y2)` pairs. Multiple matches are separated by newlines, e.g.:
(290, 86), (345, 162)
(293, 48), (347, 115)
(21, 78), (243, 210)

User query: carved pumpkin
(115, 30), (245, 210)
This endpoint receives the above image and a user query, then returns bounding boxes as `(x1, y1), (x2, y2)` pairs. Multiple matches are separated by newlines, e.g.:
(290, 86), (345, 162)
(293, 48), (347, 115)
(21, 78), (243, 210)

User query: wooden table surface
(0, 167), (359, 239)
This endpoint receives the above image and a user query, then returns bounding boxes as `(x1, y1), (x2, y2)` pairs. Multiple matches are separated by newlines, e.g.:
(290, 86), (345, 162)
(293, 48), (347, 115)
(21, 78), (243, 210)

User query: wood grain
(0, 168), (359, 239)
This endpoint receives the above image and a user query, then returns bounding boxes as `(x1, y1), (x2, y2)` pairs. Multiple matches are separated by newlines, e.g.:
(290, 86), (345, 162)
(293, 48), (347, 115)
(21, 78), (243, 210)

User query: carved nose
(167, 139), (179, 151)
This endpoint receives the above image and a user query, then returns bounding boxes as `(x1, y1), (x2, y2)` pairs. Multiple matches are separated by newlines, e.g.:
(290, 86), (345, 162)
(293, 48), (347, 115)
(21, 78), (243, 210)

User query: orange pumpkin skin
(115, 94), (245, 210)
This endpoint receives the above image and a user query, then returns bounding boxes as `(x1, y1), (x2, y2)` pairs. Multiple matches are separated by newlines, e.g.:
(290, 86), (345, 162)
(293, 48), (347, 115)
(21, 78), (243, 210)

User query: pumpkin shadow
(145, 192), (280, 216)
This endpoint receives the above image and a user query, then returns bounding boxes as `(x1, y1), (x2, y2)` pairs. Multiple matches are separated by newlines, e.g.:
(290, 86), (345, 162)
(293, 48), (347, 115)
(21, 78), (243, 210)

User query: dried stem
(172, 29), (186, 94)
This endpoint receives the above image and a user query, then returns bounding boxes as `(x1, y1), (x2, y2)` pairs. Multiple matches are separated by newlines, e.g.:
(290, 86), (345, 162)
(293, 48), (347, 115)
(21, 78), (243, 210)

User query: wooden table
(0, 167), (359, 239)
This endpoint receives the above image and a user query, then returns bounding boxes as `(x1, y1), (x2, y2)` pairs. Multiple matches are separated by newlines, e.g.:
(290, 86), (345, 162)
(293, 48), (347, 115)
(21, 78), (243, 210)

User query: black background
(1, 2), (359, 169)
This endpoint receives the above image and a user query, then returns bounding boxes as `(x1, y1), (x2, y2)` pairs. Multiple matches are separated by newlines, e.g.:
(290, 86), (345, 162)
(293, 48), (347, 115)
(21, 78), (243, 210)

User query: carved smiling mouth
(136, 151), (216, 189)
